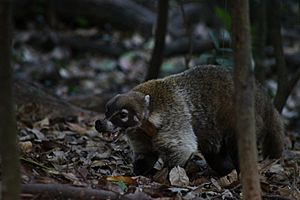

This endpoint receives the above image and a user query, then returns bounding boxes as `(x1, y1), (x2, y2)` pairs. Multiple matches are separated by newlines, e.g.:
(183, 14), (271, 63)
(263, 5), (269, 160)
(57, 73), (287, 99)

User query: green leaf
(120, 51), (137, 60)
(214, 6), (232, 30)
(115, 181), (128, 191)
(75, 17), (89, 28)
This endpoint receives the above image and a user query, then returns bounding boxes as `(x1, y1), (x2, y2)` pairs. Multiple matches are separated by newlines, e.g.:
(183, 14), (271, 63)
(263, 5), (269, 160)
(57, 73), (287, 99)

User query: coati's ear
(144, 95), (150, 107)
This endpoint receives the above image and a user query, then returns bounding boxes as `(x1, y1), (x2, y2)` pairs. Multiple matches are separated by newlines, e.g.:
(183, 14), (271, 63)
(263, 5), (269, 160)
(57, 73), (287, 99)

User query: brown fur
(96, 65), (284, 176)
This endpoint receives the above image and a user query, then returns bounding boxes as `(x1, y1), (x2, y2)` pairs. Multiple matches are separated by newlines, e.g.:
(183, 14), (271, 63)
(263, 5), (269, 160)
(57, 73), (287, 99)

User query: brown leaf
(106, 176), (137, 185)
(153, 167), (169, 184)
(169, 166), (189, 187)
(33, 117), (50, 129)
(19, 141), (33, 153)
(217, 170), (238, 188)
(211, 178), (222, 192)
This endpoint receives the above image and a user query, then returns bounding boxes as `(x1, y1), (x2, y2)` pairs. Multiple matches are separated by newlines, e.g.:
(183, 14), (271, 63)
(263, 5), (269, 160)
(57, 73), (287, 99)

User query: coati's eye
(119, 109), (129, 119)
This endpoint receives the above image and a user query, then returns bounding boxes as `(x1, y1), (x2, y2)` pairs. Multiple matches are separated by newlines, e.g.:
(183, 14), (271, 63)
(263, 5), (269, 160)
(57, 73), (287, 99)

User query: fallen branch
(58, 35), (126, 57)
(21, 184), (119, 200)
(15, 30), (127, 57)
(14, 79), (97, 122)
(13, 0), (156, 36)
(21, 183), (153, 200)
(262, 194), (292, 200)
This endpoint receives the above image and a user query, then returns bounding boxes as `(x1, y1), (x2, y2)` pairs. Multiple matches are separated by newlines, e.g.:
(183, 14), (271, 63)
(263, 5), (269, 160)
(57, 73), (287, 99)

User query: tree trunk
(269, 0), (289, 113)
(252, 0), (267, 83)
(232, 1), (262, 200)
(0, 0), (21, 198)
(145, 0), (169, 81)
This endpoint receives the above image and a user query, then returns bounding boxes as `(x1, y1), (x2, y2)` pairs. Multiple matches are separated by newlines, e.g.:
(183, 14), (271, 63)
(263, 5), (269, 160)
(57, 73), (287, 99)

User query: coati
(95, 65), (284, 176)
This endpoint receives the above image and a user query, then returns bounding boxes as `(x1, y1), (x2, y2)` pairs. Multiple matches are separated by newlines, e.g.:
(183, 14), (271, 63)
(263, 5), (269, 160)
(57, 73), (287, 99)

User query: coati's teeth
(99, 131), (121, 142)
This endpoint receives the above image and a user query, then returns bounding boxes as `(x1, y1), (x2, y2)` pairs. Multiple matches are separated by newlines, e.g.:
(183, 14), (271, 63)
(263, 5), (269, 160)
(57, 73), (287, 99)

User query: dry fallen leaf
(27, 128), (48, 141)
(19, 141), (33, 153)
(106, 176), (137, 185)
(269, 164), (285, 173)
(211, 178), (222, 192)
(278, 185), (292, 197)
(218, 170), (238, 188)
(33, 117), (50, 129)
(153, 167), (169, 184)
(169, 166), (189, 187)
(153, 157), (164, 170)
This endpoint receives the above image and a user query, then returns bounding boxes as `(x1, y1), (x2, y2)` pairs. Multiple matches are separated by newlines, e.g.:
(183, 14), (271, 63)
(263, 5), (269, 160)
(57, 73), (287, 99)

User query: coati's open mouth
(98, 131), (121, 142)
(95, 119), (127, 142)
(98, 129), (124, 142)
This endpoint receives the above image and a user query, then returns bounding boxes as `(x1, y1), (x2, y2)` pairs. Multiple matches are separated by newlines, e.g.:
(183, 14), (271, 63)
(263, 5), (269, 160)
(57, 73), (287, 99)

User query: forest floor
(14, 25), (300, 199)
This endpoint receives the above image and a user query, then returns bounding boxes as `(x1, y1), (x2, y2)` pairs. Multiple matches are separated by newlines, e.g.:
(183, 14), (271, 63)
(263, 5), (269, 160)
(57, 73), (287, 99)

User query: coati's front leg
(152, 129), (198, 168)
(132, 152), (158, 175)
(126, 129), (158, 175)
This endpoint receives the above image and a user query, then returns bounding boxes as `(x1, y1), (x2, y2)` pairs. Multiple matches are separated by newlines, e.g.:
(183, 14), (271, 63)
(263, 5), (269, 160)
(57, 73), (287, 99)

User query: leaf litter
(16, 104), (300, 200)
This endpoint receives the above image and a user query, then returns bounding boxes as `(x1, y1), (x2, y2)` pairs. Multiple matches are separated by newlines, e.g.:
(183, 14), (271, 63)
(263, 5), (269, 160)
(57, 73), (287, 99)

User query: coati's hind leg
(262, 110), (284, 159)
(198, 130), (239, 177)
(202, 144), (239, 176)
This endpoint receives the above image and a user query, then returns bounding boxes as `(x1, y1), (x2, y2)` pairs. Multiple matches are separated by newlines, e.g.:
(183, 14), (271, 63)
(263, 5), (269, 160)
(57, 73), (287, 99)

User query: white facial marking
(121, 109), (129, 114)
(121, 116), (129, 122)
(144, 95), (150, 107)
(120, 109), (129, 122)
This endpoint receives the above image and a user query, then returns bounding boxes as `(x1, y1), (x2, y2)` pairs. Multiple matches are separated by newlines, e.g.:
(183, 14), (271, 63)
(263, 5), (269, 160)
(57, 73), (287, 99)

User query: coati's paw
(133, 159), (157, 176)
(185, 155), (210, 177)
(185, 158), (220, 181)
(133, 153), (159, 176)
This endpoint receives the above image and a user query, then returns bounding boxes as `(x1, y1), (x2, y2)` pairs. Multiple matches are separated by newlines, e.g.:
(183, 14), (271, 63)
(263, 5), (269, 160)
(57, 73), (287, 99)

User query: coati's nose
(95, 120), (106, 133)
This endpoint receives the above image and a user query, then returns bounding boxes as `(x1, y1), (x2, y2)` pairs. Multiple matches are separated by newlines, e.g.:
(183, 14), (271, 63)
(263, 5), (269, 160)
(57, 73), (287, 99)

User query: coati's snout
(94, 119), (122, 142)
(95, 91), (150, 141)
(95, 119), (115, 133)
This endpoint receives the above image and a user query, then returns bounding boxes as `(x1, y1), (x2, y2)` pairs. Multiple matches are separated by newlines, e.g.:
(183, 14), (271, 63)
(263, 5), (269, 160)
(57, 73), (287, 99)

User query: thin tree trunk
(0, 0), (21, 199)
(145, 0), (169, 81)
(232, 1), (262, 200)
(268, 0), (288, 113)
(179, 0), (193, 69)
(253, 0), (267, 83)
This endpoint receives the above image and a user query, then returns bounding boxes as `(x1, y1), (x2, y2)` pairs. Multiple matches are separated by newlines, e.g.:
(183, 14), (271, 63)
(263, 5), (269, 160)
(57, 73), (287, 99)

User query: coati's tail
(262, 109), (284, 158)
